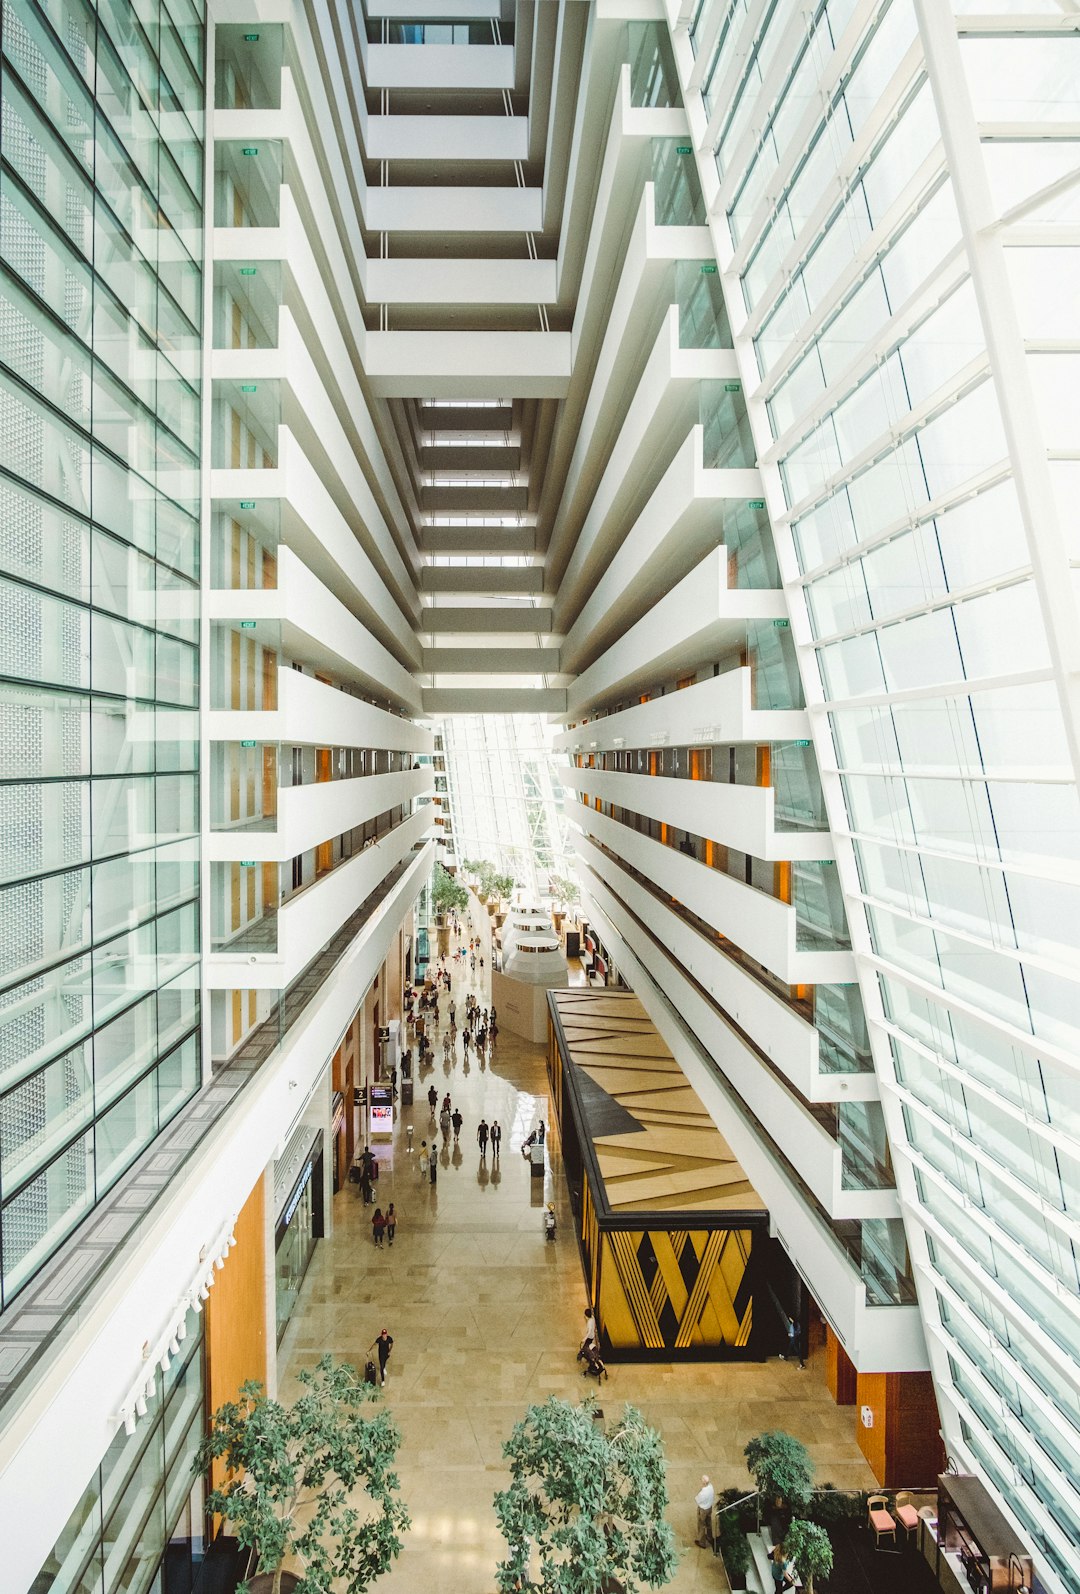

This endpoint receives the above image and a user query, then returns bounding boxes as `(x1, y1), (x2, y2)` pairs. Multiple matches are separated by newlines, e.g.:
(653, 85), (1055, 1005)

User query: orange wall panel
(207, 1177), (268, 1411)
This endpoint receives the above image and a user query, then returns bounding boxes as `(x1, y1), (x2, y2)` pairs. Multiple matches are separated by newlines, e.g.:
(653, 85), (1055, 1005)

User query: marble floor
(280, 925), (876, 1594)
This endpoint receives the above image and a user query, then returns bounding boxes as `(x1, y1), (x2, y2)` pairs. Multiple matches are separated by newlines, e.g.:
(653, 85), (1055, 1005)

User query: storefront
(274, 1129), (324, 1342)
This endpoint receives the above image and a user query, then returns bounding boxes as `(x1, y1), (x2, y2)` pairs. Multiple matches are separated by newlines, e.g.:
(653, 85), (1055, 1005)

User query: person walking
(695, 1475), (716, 1548)
(449, 999), (456, 1028)
(386, 1202), (397, 1246)
(537, 1119), (546, 1144)
(477, 1118), (489, 1156)
(451, 1107), (463, 1142)
(418, 1139), (430, 1178)
(369, 1327), (394, 1386)
(581, 1306), (597, 1355)
(440, 1105), (451, 1141)
(442, 1092), (452, 1117)
(489, 1005), (497, 1026)
(428, 1139), (438, 1185)
(490, 1120), (502, 1158)
(427, 1083), (438, 1119)
(443, 1032), (452, 1065)
(371, 1207), (386, 1247)
(462, 1029), (470, 1057)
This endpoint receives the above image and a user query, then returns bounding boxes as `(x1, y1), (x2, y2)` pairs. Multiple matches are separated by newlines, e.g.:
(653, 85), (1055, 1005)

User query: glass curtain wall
(0, 0), (204, 1309)
(440, 714), (573, 902)
(33, 1314), (206, 1594)
(694, 0), (1080, 1583)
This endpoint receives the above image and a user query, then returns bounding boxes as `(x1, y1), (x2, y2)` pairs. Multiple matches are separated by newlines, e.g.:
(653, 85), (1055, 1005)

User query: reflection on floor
(280, 928), (876, 1594)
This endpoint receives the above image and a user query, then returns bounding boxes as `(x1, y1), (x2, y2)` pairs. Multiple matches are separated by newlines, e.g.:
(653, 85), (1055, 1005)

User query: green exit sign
(244, 32), (260, 41)
(773, 619), (790, 628)
(240, 267), (257, 276)
(748, 499), (765, 510)
(700, 262), (717, 275)
(241, 860), (256, 868)
(240, 620), (257, 629)
(240, 500), (256, 509)
(242, 146), (259, 157)
(676, 144), (692, 155)
(725, 381), (741, 393)
(241, 383), (257, 393)
(241, 739), (257, 748)
(795, 739), (810, 748)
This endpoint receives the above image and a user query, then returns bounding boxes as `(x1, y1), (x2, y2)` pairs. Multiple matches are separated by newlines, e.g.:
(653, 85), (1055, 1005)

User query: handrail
(715, 1490), (759, 1515)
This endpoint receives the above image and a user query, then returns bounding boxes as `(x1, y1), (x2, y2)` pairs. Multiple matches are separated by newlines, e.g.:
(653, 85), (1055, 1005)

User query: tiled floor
(280, 928), (876, 1594)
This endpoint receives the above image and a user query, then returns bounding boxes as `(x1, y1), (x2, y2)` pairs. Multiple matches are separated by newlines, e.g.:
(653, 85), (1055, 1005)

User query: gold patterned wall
(549, 989), (767, 1358)
(599, 1227), (753, 1351)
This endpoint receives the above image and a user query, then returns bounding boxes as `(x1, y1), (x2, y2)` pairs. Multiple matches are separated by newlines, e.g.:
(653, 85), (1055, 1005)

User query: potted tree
(784, 1519), (834, 1594)
(744, 1431), (814, 1533)
(493, 1396), (678, 1594)
(196, 1355), (409, 1594)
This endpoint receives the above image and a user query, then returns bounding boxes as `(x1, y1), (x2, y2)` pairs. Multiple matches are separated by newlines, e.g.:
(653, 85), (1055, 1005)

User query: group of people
(369, 1203), (397, 1247)
(475, 1117), (503, 1158)
(428, 1086), (464, 1144)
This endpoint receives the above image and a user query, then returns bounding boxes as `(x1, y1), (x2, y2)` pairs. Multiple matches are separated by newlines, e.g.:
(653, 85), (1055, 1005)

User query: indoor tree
(783, 1519), (834, 1594)
(196, 1355), (409, 1594)
(547, 873), (580, 909)
(744, 1431), (814, 1526)
(431, 861), (468, 916)
(492, 871), (516, 901)
(493, 1396), (677, 1594)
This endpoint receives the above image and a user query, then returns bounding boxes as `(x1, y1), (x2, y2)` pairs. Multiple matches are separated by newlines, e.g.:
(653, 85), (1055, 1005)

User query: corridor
(279, 913), (875, 1594)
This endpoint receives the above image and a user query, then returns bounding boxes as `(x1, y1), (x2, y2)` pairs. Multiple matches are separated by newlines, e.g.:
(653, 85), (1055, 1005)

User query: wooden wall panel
(207, 1177), (268, 1493)
(825, 1325), (857, 1404)
(855, 1371), (888, 1481)
(856, 1370), (943, 1486)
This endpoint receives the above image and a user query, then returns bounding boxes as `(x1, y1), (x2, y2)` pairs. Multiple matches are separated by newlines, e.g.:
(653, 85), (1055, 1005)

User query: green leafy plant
(196, 1355), (409, 1594)
(808, 1485), (863, 1528)
(744, 1431), (814, 1523)
(494, 1396), (678, 1594)
(431, 861), (468, 915)
(714, 1510), (751, 1588)
(492, 871), (516, 900)
(548, 873), (580, 908)
(784, 1519), (834, 1594)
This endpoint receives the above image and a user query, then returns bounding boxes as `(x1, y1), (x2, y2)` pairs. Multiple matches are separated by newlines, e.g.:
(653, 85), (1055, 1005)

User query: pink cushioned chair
(868, 1494), (897, 1549)
(894, 1491), (919, 1543)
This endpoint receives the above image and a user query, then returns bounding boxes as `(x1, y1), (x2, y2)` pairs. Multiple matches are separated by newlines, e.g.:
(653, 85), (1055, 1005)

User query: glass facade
(689, 1), (1080, 1583)
(441, 714), (573, 903)
(0, 0), (204, 1306)
(35, 1313), (206, 1594)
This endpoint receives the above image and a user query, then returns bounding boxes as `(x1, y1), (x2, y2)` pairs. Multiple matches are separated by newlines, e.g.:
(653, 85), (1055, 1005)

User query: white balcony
(559, 765), (831, 862)
(207, 668), (433, 754)
(568, 803), (854, 985)
(561, 426), (762, 673)
(365, 42), (514, 90)
(208, 547), (421, 715)
(206, 805), (432, 990)
(207, 767), (432, 862)
(555, 666), (809, 753)
(566, 548), (786, 718)
(555, 311), (742, 624)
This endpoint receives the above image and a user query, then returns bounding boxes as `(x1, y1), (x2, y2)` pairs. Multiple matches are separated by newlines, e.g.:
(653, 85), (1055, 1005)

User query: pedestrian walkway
(279, 910), (875, 1594)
